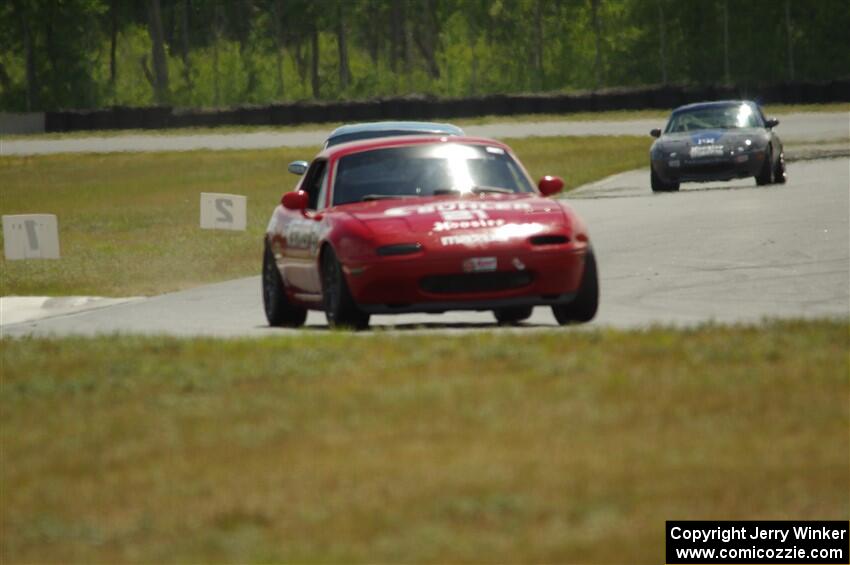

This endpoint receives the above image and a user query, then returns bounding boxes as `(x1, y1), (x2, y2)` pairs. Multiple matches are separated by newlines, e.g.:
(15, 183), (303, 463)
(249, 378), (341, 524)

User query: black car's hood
(653, 128), (769, 152)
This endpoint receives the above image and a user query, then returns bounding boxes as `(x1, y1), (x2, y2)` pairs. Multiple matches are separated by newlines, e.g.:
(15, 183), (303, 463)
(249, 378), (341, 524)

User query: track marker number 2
(200, 193), (247, 231)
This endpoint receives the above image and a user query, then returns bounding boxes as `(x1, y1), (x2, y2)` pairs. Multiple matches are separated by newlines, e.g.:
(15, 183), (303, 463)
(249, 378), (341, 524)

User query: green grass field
(4, 102), (847, 141)
(0, 135), (649, 297)
(1, 321), (847, 562)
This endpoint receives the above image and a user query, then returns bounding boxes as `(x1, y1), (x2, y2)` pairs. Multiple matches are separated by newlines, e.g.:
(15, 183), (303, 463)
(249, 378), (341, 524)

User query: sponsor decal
(433, 219), (505, 232)
(689, 145), (725, 158)
(431, 208), (505, 232)
(690, 130), (724, 145)
(284, 219), (320, 253)
(440, 233), (510, 246)
(385, 201), (532, 217)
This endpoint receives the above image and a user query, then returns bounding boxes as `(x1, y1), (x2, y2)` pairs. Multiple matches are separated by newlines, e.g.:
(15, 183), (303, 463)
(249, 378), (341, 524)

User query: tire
(773, 150), (787, 184)
(262, 241), (307, 327)
(651, 167), (680, 192)
(755, 145), (775, 186)
(493, 306), (533, 325)
(552, 249), (599, 325)
(321, 247), (370, 330)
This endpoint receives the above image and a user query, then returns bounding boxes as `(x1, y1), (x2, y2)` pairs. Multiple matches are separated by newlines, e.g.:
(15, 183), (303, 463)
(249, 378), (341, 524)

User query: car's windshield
(665, 103), (763, 133)
(332, 143), (534, 205)
(326, 130), (458, 147)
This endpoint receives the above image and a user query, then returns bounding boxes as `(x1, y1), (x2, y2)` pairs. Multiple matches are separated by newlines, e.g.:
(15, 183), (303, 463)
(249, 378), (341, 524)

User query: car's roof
(327, 121), (464, 138)
(317, 135), (512, 160)
(672, 100), (758, 114)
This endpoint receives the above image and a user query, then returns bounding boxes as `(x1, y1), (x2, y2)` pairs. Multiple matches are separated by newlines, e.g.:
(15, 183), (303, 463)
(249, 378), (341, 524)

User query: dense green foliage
(1, 0), (849, 112)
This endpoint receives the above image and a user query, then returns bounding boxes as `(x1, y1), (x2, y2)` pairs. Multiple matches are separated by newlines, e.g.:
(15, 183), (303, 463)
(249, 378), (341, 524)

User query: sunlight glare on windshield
(736, 104), (753, 128)
(431, 143), (477, 193)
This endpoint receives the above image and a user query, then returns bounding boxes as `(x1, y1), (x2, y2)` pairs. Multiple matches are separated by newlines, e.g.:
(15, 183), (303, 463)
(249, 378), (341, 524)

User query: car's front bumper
(652, 151), (765, 183)
(343, 244), (588, 313)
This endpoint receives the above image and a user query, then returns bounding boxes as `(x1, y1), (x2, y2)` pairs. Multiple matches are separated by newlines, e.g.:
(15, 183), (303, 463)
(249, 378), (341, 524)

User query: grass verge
(1, 320), (847, 562)
(4, 103), (847, 141)
(0, 135), (649, 297)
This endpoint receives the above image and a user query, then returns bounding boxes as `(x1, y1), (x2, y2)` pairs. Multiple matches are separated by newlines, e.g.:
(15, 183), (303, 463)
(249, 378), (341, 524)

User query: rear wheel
(321, 247), (370, 330)
(552, 249), (599, 325)
(755, 145), (775, 186)
(493, 306), (533, 325)
(262, 241), (307, 327)
(651, 167), (680, 192)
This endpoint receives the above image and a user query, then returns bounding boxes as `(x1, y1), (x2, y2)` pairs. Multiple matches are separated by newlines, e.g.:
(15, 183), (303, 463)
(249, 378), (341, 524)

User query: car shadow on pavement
(370, 322), (555, 331)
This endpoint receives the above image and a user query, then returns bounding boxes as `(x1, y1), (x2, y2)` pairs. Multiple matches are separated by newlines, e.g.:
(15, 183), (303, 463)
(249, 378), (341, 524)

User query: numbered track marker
(200, 193), (247, 231)
(2, 214), (60, 260)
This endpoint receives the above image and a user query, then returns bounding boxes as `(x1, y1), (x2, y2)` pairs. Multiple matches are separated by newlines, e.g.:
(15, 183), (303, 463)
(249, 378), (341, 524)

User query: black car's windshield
(665, 103), (763, 133)
(332, 143), (534, 205)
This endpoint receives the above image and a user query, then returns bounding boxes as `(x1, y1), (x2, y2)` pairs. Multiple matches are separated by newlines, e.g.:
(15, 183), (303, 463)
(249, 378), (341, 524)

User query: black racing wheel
(552, 249), (599, 325)
(773, 149), (787, 184)
(756, 145), (775, 186)
(262, 241), (308, 327)
(651, 167), (680, 192)
(321, 247), (370, 330)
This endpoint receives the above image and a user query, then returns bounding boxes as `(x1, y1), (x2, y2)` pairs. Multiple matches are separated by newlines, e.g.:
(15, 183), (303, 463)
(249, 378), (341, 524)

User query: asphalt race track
(4, 156), (847, 337)
(2, 112), (848, 155)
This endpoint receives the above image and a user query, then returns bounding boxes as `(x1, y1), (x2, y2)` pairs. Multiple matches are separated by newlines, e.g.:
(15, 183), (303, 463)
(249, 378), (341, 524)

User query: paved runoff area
(3, 156), (847, 337)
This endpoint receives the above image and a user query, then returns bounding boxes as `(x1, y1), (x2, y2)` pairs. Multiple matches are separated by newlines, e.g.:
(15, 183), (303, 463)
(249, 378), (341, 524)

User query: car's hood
(337, 193), (571, 243)
(654, 128), (768, 150)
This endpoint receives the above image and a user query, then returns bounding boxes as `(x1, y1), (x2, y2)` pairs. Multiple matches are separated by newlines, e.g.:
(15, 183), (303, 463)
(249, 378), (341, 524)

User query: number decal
(2, 214), (60, 259)
(215, 198), (234, 223)
(200, 193), (246, 231)
(24, 219), (39, 251)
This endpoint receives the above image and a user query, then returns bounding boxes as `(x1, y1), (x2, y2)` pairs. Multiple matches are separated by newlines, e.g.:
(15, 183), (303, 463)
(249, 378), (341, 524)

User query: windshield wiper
(433, 188), (461, 196)
(361, 194), (413, 201)
(471, 185), (513, 194)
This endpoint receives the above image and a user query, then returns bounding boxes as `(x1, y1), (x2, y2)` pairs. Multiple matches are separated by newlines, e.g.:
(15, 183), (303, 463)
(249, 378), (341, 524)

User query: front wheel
(494, 306), (533, 325)
(755, 145), (775, 186)
(262, 241), (307, 327)
(651, 167), (680, 192)
(773, 150), (787, 184)
(552, 249), (599, 325)
(321, 247), (370, 330)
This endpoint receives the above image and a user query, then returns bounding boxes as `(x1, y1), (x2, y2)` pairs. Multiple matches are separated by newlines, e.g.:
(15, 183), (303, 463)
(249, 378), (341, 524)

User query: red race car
(263, 135), (598, 329)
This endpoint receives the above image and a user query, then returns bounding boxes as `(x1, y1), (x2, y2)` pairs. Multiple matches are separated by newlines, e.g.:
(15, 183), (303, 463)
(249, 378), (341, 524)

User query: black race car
(649, 100), (786, 192)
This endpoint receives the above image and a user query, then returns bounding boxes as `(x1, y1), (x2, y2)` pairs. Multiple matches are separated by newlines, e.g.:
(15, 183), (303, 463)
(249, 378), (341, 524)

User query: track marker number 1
(2, 214), (60, 260)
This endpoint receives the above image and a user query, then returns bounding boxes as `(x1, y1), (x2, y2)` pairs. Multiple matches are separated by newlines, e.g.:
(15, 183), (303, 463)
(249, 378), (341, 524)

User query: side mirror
(765, 118), (779, 128)
(282, 190), (309, 210)
(288, 160), (309, 175)
(538, 175), (564, 196)
(650, 128), (662, 138)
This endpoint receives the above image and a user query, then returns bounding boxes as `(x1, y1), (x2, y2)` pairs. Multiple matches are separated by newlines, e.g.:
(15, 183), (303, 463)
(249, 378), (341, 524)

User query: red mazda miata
(263, 135), (598, 329)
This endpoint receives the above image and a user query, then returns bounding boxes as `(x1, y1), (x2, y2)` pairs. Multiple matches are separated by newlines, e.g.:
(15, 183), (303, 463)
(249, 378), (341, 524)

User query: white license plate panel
(689, 145), (725, 158)
(463, 256), (497, 273)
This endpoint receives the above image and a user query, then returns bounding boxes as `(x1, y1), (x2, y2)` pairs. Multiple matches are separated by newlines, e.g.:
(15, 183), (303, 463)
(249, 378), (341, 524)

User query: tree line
(1, 0), (848, 112)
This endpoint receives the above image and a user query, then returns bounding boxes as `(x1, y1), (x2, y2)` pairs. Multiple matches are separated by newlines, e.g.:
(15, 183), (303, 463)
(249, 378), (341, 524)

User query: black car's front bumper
(652, 151), (766, 183)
